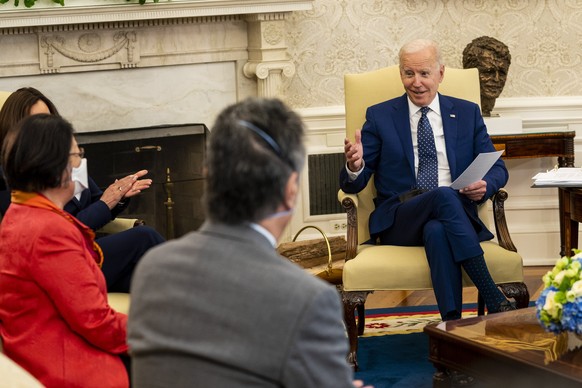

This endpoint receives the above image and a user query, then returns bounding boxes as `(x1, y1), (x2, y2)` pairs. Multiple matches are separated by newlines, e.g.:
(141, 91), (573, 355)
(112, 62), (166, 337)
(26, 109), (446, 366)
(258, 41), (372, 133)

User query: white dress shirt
(249, 222), (277, 247)
(407, 96), (452, 186)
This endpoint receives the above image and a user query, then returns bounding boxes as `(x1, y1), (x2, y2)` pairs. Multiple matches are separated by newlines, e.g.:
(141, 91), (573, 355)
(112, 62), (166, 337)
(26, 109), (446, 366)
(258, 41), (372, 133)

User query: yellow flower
(542, 271), (553, 287)
(543, 290), (562, 319)
(537, 250), (582, 334)
(554, 270), (566, 287)
(553, 257), (569, 274)
(567, 280), (582, 302)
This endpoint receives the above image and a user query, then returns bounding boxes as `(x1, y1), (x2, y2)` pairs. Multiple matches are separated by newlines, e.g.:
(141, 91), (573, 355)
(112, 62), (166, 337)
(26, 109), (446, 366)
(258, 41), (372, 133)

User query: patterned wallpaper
(283, 0), (582, 109)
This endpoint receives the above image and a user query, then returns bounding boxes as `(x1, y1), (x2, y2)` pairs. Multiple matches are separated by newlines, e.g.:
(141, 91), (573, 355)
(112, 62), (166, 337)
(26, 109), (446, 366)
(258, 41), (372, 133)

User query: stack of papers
(532, 168), (582, 187)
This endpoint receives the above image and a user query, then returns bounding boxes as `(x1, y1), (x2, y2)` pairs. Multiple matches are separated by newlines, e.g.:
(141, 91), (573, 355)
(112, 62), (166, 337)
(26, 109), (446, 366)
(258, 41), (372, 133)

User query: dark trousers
(379, 187), (484, 316)
(98, 225), (165, 293)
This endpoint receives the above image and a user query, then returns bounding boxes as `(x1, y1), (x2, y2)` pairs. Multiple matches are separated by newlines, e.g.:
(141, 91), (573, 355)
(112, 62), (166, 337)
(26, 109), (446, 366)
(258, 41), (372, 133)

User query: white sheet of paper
(450, 150), (504, 190)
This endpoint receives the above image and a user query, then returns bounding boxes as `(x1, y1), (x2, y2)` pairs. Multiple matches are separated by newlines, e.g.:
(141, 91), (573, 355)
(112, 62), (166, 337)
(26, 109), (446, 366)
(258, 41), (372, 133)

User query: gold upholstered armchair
(338, 65), (530, 370)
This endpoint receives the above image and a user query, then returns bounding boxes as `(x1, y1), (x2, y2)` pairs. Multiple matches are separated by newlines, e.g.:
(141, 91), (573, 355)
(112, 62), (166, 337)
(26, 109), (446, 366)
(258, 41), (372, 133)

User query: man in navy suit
(340, 39), (515, 320)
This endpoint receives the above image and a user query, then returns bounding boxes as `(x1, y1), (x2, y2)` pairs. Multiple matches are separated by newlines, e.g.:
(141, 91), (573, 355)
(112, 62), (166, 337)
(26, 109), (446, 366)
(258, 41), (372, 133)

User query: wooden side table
(490, 131), (575, 167)
(490, 131), (576, 257)
(559, 188), (582, 257)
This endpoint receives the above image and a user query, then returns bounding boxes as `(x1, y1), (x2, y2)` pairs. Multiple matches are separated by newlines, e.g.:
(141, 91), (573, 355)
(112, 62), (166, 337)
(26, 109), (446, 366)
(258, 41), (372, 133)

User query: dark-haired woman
(0, 87), (165, 292)
(0, 114), (129, 387)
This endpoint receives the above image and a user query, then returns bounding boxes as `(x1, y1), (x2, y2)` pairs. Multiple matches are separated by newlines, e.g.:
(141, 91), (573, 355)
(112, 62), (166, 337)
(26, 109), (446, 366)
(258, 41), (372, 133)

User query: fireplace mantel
(0, 0), (313, 106)
(0, 0), (313, 28)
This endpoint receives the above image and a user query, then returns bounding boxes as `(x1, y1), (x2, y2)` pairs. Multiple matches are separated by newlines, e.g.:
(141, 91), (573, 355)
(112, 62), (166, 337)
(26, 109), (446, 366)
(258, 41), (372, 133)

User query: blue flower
(561, 298), (582, 334)
(537, 252), (582, 334)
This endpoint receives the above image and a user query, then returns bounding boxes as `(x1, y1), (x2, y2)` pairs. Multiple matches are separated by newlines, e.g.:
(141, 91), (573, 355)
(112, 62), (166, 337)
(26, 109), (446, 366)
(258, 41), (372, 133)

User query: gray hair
(399, 39), (444, 69)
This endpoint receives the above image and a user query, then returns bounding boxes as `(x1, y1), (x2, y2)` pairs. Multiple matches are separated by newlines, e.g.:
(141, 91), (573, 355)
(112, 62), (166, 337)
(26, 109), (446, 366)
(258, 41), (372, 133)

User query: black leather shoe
(449, 370), (475, 387)
(443, 311), (462, 321)
(496, 300), (517, 313)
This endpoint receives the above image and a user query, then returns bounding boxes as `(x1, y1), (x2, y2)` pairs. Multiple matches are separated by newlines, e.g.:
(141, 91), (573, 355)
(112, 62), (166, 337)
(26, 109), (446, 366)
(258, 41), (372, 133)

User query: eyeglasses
(69, 147), (85, 159)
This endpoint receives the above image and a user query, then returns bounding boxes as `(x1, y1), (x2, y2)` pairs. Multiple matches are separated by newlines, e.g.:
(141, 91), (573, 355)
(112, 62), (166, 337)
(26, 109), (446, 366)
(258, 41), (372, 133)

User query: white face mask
(71, 158), (89, 200)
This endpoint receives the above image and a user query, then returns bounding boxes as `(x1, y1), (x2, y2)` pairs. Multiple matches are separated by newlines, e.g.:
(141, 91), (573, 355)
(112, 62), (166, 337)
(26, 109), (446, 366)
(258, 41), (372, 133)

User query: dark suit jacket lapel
(439, 94), (459, 179)
(392, 94), (416, 179)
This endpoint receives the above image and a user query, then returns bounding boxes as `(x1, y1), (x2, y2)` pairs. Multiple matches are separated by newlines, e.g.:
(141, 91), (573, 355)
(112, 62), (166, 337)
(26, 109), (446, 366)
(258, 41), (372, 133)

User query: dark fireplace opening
(77, 124), (208, 240)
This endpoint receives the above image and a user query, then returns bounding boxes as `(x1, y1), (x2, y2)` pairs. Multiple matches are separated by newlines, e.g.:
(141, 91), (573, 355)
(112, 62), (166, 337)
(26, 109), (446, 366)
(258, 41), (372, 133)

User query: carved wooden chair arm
(491, 188), (517, 252)
(338, 190), (359, 262)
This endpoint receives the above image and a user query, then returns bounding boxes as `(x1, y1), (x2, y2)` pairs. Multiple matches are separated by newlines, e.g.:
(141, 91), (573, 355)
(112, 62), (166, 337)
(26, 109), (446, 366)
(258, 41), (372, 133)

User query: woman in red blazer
(0, 114), (129, 387)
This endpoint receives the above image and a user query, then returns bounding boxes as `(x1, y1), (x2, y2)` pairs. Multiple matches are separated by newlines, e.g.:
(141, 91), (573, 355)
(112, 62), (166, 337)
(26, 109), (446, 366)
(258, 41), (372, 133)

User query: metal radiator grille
(308, 153), (345, 215)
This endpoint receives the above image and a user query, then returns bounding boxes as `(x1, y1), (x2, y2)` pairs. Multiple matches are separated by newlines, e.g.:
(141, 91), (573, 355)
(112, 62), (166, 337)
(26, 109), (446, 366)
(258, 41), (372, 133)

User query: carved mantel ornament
(0, 0), (314, 98)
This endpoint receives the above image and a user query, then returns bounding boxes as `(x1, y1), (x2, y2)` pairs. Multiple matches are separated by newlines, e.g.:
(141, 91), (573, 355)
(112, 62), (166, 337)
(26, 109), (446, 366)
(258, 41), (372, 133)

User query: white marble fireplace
(0, 0), (313, 132)
(0, 0), (315, 241)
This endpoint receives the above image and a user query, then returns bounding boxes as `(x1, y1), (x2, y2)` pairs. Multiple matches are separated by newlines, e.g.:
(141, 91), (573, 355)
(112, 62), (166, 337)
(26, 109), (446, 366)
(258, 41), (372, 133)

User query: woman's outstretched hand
(100, 170), (151, 209)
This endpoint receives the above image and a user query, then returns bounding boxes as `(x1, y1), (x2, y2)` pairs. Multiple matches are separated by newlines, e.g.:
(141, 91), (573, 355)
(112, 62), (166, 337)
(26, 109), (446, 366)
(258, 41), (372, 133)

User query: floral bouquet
(536, 250), (582, 334)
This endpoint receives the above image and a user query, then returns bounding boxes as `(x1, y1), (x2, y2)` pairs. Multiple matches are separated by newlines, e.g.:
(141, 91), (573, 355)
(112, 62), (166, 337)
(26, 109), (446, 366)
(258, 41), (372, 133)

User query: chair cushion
(343, 241), (523, 291)
(98, 218), (139, 234)
(108, 292), (130, 315)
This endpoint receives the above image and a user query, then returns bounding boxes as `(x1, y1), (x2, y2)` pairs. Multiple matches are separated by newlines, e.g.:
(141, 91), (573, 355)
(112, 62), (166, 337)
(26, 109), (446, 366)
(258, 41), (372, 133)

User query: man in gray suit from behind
(128, 98), (357, 387)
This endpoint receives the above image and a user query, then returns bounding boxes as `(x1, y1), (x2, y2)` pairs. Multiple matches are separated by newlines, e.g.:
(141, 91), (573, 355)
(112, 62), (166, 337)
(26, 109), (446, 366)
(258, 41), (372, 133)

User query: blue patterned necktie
(417, 106), (438, 190)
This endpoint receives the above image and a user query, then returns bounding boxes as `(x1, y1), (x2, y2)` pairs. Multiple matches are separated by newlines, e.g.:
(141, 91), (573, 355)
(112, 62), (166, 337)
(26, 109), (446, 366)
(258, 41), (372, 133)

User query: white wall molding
(0, 1), (312, 126)
(494, 96), (582, 131)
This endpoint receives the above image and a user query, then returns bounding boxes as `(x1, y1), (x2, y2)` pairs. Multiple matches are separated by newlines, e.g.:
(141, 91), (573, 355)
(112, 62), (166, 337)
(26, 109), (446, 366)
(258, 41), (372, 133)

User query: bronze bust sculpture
(462, 36), (511, 116)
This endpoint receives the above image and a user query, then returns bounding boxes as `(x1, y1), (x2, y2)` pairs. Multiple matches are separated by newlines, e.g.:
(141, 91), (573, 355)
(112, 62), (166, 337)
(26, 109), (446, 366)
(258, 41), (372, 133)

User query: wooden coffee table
(424, 307), (582, 387)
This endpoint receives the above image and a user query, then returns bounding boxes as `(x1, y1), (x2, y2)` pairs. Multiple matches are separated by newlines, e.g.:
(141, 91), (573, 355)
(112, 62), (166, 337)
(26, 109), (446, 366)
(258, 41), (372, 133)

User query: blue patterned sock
(461, 255), (507, 312)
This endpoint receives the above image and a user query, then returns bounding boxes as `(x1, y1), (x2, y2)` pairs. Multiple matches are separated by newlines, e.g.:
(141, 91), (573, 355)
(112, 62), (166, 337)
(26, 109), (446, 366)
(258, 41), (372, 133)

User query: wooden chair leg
(357, 303), (365, 335)
(342, 291), (368, 371)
